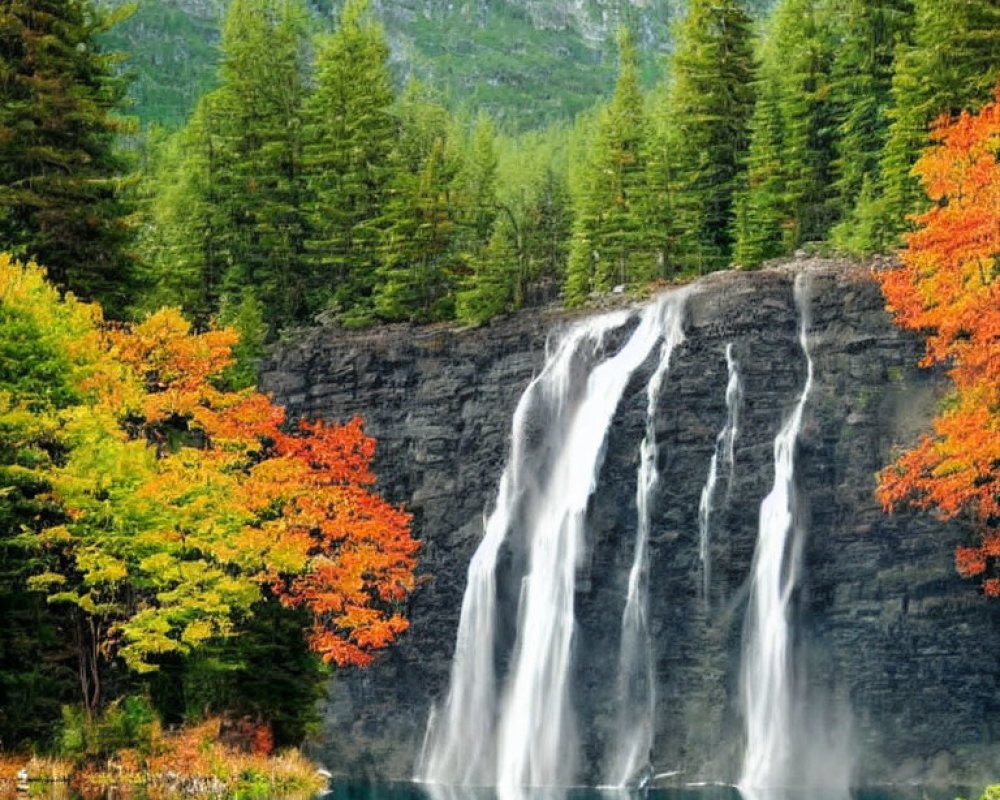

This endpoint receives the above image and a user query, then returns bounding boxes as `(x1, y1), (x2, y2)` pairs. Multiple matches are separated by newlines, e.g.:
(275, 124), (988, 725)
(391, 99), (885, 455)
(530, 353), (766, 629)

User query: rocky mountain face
(259, 259), (1000, 787)
(99, 0), (773, 130)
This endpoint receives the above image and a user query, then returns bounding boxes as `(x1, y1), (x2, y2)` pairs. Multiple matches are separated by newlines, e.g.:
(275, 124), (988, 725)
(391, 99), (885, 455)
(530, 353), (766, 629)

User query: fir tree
(0, 0), (136, 317)
(455, 214), (519, 325)
(827, 0), (913, 250)
(640, 85), (681, 280)
(212, 0), (311, 329)
(733, 77), (787, 267)
(303, 0), (397, 319)
(879, 0), (1000, 243)
(667, 0), (755, 274)
(139, 99), (229, 322)
(373, 85), (465, 323)
(456, 112), (500, 261)
(564, 28), (654, 304)
(734, 0), (838, 267)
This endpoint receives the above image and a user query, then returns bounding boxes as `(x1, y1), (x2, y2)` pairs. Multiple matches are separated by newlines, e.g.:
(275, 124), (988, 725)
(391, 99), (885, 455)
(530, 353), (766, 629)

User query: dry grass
(74, 718), (325, 799)
(0, 755), (75, 800)
(0, 719), (324, 799)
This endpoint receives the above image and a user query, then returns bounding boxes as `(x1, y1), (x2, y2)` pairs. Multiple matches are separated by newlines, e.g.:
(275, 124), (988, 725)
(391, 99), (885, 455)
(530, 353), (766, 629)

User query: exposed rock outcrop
(259, 258), (1000, 786)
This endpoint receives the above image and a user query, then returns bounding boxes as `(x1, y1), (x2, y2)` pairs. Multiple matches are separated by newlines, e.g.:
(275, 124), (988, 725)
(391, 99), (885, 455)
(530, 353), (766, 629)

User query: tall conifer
(373, 84), (465, 322)
(213, 0), (311, 329)
(879, 0), (1000, 242)
(667, 0), (755, 274)
(827, 0), (913, 256)
(303, 0), (397, 318)
(0, 0), (136, 317)
(564, 28), (653, 304)
(734, 0), (837, 267)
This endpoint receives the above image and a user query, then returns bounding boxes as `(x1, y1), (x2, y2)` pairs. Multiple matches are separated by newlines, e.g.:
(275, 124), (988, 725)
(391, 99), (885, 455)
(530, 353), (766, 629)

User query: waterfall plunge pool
(324, 781), (983, 800)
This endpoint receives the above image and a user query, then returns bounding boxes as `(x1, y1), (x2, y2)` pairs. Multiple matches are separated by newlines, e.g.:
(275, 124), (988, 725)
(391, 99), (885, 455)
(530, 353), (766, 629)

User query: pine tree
(455, 214), (520, 325)
(641, 85), (681, 280)
(667, 0), (755, 274)
(564, 28), (654, 304)
(213, 0), (311, 329)
(303, 0), (397, 319)
(733, 77), (787, 267)
(827, 0), (913, 255)
(879, 0), (1000, 243)
(454, 113), (508, 324)
(373, 84), (465, 323)
(522, 162), (571, 304)
(456, 112), (500, 261)
(0, 0), (136, 317)
(139, 99), (229, 323)
(733, 0), (838, 267)
(464, 125), (571, 318)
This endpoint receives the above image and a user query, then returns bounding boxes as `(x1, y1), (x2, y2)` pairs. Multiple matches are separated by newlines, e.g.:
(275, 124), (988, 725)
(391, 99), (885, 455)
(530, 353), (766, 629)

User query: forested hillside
(100, 0), (776, 130)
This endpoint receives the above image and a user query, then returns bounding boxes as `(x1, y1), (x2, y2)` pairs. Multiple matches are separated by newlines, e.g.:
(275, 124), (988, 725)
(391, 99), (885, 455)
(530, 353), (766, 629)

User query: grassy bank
(0, 719), (325, 799)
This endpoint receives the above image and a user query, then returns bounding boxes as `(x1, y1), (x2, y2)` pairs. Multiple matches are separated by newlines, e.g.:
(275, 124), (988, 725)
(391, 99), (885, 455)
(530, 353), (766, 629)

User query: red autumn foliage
(110, 308), (418, 666)
(876, 88), (1000, 594)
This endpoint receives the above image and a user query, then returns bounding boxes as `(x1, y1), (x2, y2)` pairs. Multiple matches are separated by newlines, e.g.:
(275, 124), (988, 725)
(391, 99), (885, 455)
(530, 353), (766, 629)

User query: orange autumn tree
(3, 257), (417, 714)
(103, 309), (417, 669)
(876, 89), (1000, 596)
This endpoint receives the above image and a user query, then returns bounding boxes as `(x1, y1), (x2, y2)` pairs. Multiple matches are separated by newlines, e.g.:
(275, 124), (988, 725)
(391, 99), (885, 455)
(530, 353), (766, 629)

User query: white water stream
(739, 274), (814, 791)
(606, 294), (688, 788)
(697, 343), (741, 606)
(419, 292), (690, 796)
(418, 273), (848, 797)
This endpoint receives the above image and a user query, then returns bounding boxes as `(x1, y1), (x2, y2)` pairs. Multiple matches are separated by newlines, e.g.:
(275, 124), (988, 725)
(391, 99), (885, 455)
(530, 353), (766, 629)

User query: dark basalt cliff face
(259, 259), (1000, 787)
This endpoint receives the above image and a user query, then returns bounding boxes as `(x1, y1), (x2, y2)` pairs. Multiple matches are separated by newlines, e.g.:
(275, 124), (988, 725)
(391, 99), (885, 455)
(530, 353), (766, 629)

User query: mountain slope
(100, 0), (774, 130)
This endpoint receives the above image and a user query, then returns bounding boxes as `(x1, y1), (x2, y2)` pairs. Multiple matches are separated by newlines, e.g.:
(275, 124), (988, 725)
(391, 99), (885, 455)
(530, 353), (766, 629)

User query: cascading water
(697, 343), (741, 605)
(416, 318), (625, 788)
(739, 274), (814, 792)
(418, 292), (690, 796)
(605, 294), (688, 788)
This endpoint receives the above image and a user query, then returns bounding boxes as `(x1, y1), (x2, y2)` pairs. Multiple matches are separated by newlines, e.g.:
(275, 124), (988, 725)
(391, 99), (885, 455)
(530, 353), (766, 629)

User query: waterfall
(739, 274), (814, 791)
(698, 343), (742, 605)
(419, 291), (689, 794)
(606, 294), (688, 788)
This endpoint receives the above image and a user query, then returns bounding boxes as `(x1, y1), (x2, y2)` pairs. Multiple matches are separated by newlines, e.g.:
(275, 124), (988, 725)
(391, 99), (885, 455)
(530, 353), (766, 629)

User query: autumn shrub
(74, 717), (324, 798)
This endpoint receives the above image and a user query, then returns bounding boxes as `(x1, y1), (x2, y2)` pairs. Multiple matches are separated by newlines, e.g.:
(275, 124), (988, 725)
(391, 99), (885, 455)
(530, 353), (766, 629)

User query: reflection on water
(8, 781), (980, 800)
(323, 782), (980, 800)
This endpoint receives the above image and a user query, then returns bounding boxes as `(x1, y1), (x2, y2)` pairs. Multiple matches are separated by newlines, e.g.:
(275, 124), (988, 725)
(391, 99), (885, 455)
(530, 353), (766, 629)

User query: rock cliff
(259, 258), (1000, 787)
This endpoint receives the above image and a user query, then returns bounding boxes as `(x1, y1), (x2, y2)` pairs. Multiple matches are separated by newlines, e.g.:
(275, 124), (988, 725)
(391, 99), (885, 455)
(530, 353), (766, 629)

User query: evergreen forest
(5, 0), (1000, 763)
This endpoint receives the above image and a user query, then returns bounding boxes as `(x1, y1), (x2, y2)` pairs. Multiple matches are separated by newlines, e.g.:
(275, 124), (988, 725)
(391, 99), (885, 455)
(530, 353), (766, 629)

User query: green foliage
(141, 0), (315, 331)
(147, 600), (328, 747)
(878, 0), (1000, 245)
(666, 0), (755, 274)
(303, 0), (398, 318)
(217, 290), (269, 392)
(373, 84), (466, 323)
(565, 28), (659, 304)
(456, 216), (518, 325)
(0, 255), (112, 746)
(138, 103), (230, 322)
(734, 0), (838, 267)
(734, 77), (787, 267)
(59, 695), (159, 759)
(0, 0), (137, 318)
(212, 0), (312, 329)
(826, 0), (913, 255)
(457, 125), (571, 321)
